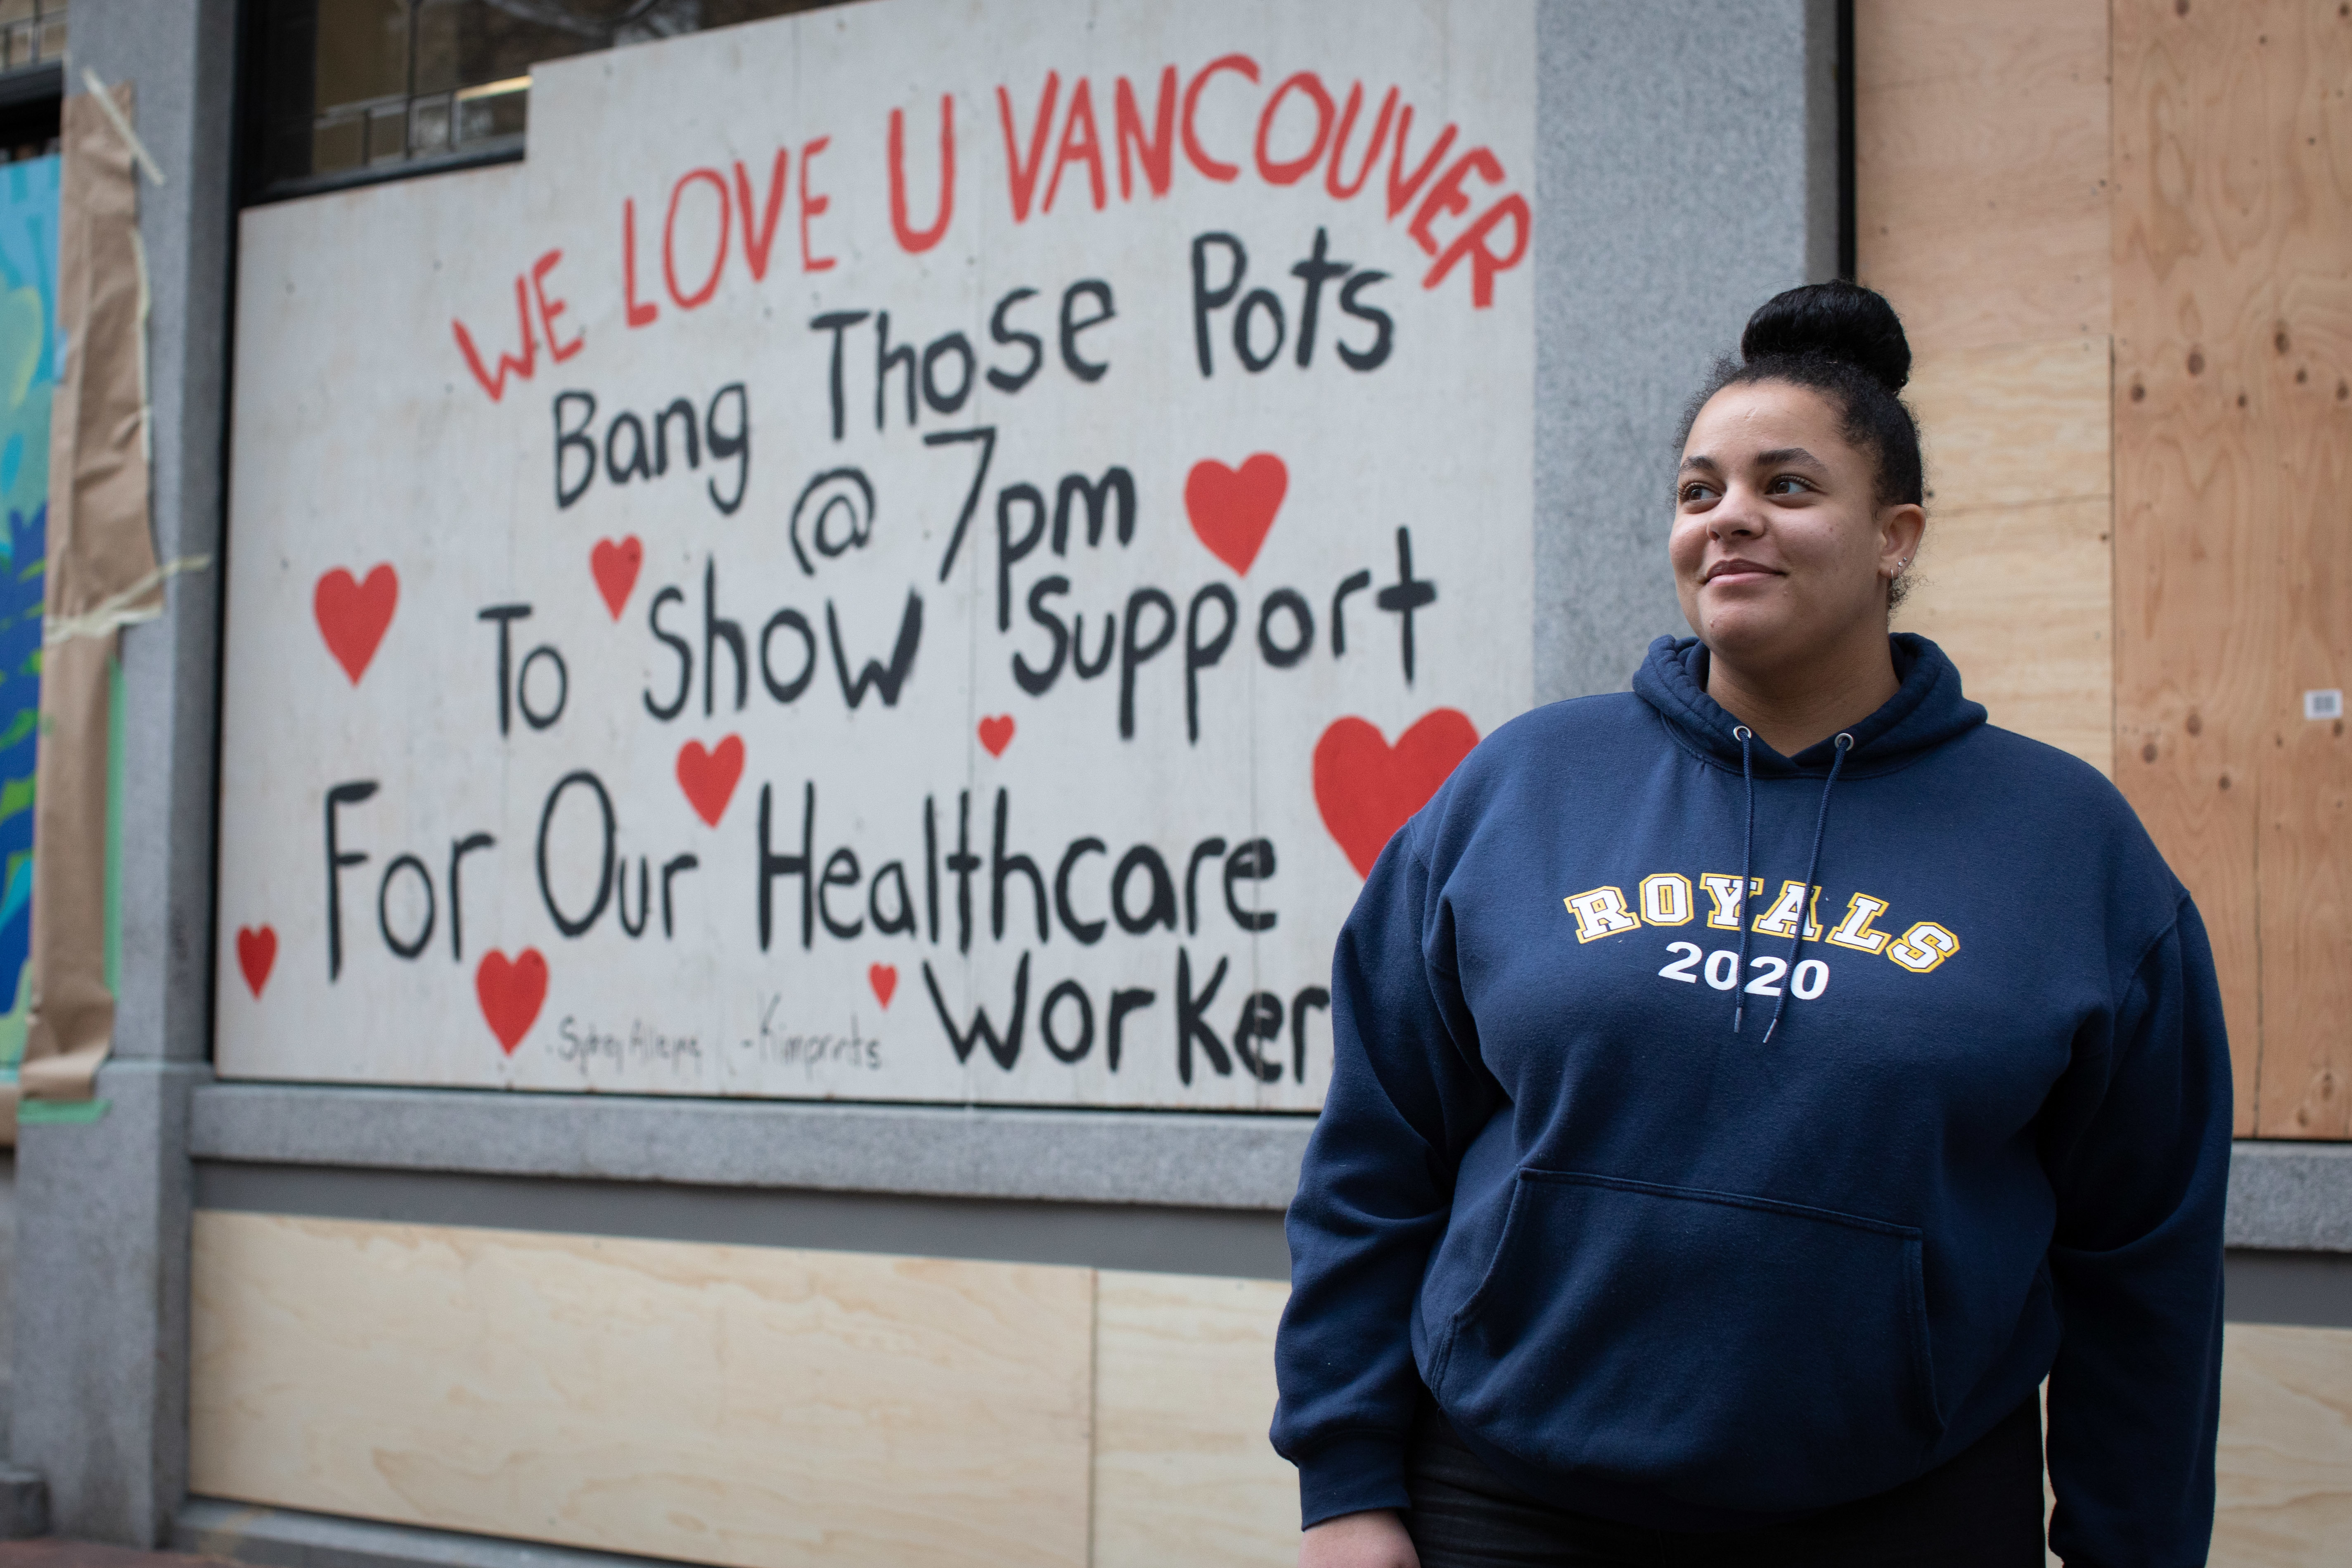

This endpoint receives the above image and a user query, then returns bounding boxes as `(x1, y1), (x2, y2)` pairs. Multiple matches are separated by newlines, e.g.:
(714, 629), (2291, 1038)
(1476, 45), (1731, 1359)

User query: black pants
(1405, 1395), (2046, 1568)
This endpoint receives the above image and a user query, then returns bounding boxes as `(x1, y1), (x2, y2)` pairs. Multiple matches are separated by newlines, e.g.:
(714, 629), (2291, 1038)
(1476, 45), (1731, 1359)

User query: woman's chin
(1698, 611), (1795, 665)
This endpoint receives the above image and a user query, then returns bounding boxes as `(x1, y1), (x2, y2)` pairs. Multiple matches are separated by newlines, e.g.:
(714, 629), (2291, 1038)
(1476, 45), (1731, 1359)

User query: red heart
(313, 564), (398, 685)
(869, 963), (898, 1009)
(677, 735), (746, 827)
(1312, 709), (1481, 877)
(1184, 454), (1287, 576)
(977, 714), (1016, 757)
(236, 925), (277, 998)
(590, 536), (643, 620)
(476, 947), (548, 1054)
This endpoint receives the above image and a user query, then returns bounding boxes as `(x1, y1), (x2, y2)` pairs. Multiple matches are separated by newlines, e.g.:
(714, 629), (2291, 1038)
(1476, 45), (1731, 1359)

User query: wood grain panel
(2113, 0), (2352, 1137)
(1092, 1270), (1295, 1568)
(1899, 498), (2113, 773)
(1853, 0), (2111, 354)
(1907, 337), (2112, 515)
(2213, 1322), (2352, 1565)
(189, 1212), (1095, 1568)
(1895, 336), (2113, 772)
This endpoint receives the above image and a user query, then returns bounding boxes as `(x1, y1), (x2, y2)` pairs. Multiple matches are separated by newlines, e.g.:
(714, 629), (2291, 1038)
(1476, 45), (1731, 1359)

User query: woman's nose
(1708, 497), (1764, 539)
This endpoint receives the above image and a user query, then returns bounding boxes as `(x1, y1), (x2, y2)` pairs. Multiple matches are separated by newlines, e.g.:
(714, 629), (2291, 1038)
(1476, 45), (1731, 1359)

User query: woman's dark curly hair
(1679, 279), (1927, 605)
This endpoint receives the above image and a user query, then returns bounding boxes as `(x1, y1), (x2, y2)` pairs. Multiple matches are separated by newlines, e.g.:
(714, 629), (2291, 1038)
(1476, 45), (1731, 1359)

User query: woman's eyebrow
(1678, 454), (1722, 475)
(1755, 445), (1825, 468)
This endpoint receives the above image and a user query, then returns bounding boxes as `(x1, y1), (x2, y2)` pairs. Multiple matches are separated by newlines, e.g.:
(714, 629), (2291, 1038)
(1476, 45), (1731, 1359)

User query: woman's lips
(1704, 563), (1782, 586)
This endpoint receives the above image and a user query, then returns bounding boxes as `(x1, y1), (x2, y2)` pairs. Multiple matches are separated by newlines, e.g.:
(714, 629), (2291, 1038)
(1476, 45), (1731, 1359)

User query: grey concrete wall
(99, 0), (237, 1073)
(1532, 0), (1841, 704)
(190, 1084), (1309, 1209)
(12, 1060), (205, 1544)
(2226, 1142), (2352, 1252)
(7, 0), (238, 1545)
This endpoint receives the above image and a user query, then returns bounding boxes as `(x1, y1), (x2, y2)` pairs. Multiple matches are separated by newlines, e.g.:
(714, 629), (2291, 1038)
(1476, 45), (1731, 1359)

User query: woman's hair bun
(1740, 280), (1911, 395)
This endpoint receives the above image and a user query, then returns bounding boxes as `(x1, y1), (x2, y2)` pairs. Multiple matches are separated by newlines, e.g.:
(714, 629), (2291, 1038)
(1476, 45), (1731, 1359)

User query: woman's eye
(1767, 474), (1813, 495)
(1679, 483), (1716, 504)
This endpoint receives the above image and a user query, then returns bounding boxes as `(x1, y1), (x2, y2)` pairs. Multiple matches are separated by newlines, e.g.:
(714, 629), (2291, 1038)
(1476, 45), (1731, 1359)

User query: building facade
(3, 3), (2345, 1565)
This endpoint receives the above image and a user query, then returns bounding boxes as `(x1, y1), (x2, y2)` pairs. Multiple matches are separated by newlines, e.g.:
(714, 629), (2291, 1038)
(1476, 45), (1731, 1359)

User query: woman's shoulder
(1949, 721), (2188, 900)
(1407, 692), (1654, 849)
(1449, 692), (1653, 786)
(1959, 722), (2147, 820)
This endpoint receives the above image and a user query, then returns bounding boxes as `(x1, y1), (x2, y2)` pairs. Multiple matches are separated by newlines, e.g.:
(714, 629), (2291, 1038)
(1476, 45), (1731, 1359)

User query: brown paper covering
(22, 84), (156, 1104)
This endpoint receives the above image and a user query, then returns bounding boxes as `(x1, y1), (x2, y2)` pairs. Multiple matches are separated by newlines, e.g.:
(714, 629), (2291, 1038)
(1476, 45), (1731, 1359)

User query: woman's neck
(1705, 630), (1900, 758)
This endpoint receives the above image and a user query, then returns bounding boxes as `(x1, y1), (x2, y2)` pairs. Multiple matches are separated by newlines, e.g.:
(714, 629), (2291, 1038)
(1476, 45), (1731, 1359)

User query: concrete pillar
(1532, 0), (1840, 703)
(8, 0), (237, 1544)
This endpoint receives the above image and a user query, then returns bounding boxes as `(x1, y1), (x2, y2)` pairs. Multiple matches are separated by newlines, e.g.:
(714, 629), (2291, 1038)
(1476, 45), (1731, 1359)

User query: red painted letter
(452, 274), (538, 402)
(1043, 78), (1106, 213)
(1409, 147), (1502, 258)
(1326, 84), (1396, 200)
(528, 249), (583, 363)
(890, 95), (956, 252)
(734, 148), (789, 280)
(800, 136), (836, 272)
(1114, 66), (1176, 200)
(1255, 71), (1334, 186)
(996, 72), (1060, 221)
(1181, 54), (1259, 182)
(664, 168), (731, 310)
(1425, 193), (1531, 308)
(622, 199), (658, 328)
(1385, 104), (1457, 222)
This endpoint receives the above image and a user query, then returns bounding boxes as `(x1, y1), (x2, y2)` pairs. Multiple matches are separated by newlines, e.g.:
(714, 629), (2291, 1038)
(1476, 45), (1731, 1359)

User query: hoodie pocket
(1435, 1170), (1945, 1514)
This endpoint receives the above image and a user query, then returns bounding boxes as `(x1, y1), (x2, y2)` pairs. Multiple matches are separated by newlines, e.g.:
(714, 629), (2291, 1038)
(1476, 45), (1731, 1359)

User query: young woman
(1274, 282), (2229, 1568)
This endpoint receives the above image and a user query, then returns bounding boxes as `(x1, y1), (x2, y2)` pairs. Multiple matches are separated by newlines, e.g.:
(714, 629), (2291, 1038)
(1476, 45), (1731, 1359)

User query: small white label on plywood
(2305, 689), (2344, 721)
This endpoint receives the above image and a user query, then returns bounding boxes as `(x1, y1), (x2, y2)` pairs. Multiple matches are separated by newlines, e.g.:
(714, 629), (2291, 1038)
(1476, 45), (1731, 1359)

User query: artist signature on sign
(739, 992), (884, 1076)
(554, 1014), (705, 1071)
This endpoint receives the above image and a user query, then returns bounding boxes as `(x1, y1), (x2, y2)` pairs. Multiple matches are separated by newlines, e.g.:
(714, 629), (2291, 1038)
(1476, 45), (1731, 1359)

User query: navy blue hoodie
(1274, 635), (2229, 1567)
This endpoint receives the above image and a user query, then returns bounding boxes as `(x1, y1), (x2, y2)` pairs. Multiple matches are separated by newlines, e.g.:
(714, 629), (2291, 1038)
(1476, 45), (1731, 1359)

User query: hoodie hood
(1632, 632), (1991, 1042)
(1633, 632), (1987, 777)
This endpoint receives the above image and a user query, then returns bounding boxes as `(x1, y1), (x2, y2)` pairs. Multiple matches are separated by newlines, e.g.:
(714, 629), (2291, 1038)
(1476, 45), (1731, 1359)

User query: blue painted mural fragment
(0, 154), (58, 1070)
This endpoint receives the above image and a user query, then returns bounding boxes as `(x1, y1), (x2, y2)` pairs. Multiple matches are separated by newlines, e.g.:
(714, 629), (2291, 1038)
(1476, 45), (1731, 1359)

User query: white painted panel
(216, 0), (1537, 1108)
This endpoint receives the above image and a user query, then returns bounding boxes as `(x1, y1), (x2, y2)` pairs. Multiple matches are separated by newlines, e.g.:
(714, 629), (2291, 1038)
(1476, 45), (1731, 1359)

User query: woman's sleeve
(2044, 896), (2232, 1568)
(1271, 825), (1502, 1528)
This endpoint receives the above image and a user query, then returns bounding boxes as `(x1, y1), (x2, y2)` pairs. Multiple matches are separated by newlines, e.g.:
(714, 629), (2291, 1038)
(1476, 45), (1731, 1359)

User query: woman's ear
(1878, 502), (1926, 580)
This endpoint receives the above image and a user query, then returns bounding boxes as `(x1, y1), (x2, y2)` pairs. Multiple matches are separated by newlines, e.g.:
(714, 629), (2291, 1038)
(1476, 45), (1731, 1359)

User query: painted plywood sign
(217, 0), (1534, 1109)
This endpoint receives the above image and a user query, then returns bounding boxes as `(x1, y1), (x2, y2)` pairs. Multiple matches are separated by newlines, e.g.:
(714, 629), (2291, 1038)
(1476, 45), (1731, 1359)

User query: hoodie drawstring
(1732, 727), (1755, 1034)
(1761, 732), (1853, 1046)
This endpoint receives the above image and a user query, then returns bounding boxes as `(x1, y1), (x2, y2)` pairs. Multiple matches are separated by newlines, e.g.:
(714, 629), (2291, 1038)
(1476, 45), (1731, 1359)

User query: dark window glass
(244, 0), (835, 204)
(0, 0), (65, 163)
(0, 0), (67, 79)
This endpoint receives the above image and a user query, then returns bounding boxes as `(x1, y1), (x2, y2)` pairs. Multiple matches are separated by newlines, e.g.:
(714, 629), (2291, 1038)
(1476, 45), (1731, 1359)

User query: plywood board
(2113, 0), (2352, 1137)
(189, 1212), (1094, 1568)
(2213, 1322), (2352, 1566)
(1907, 337), (2112, 516)
(1853, 0), (2110, 354)
(1895, 335), (2112, 772)
(1898, 498), (2112, 775)
(1093, 1270), (1294, 1567)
